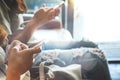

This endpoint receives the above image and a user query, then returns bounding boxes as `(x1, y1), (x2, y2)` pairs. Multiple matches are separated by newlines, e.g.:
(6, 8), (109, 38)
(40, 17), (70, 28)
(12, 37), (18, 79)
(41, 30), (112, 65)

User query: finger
(20, 43), (28, 50)
(51, 11), (55, 18)
(9, 41), (27, 54)
(10, 40), (21, 49)
(30, 47), (41, 54)
(48, 9), (56, 19)
(46, 8), (54, 13)
(22, 47), (41, 55)
(12, 44), (22, 52)
(55, 8), (60, 16)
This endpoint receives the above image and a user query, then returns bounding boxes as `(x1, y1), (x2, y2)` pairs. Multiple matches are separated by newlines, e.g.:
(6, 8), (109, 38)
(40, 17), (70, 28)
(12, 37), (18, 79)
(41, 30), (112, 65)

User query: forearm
(6, 74), (20, 80)
(9, 19), (41, 44)
(6, 68), (20, 80)
(8, 6), (60, 44)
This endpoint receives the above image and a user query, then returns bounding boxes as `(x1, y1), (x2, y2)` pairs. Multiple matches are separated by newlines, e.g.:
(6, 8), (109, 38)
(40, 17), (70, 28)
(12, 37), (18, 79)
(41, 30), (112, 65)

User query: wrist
(6, 68), (20, 80)
(26, 18), (42, 30)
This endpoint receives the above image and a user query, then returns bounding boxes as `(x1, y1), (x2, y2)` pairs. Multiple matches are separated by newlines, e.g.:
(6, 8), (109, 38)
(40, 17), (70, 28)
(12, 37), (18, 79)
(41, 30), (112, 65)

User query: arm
(6, 40), (41, 80)
(38, 19), (62, 30)
(8, 20), (38, 44)
(9, 6), (60, 44)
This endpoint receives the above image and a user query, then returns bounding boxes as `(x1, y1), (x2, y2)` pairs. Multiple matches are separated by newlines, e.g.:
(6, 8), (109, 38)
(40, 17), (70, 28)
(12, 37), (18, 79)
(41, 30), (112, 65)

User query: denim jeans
(42, 41), (98, 50)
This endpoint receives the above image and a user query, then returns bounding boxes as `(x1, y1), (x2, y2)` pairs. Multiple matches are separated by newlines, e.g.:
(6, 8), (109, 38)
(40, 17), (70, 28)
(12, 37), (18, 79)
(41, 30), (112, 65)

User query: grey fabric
(0, 47), (6, 66)
(0, 63), (6, 80)
(32, 61), (82, 80)
(0, 46), (6, 80)
(52, 64), (82, 80)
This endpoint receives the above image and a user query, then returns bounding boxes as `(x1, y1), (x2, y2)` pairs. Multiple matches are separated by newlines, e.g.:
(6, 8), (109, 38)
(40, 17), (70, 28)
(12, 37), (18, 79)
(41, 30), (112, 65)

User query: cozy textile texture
(33, 48), (105, 66)
(38, 61), (82, 80)
(31, 48), (111, 80)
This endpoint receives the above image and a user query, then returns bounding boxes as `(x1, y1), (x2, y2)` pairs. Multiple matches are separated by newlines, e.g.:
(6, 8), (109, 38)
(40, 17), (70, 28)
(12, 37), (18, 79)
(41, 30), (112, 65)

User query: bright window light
(74, 0), (120, 42)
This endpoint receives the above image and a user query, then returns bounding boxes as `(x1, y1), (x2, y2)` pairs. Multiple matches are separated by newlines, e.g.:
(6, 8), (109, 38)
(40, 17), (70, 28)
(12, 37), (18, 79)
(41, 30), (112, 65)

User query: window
(24, 0), (120, 61)
(73, 0), (120, 61)
(74, 0), (120, 42)
(25, 0), (62, 13)
(24, 0), (63, 23)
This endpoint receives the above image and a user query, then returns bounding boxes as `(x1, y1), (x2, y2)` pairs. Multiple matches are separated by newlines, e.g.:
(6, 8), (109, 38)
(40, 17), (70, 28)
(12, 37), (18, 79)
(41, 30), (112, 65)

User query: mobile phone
(32, 40), (45, 49)
(54, 1), (65, 9)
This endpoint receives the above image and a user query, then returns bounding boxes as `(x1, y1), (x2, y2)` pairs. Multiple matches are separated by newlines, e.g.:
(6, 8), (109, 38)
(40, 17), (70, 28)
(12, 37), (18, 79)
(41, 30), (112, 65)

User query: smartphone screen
(54, 1), (65, 9)
(32, 40), (45, 49)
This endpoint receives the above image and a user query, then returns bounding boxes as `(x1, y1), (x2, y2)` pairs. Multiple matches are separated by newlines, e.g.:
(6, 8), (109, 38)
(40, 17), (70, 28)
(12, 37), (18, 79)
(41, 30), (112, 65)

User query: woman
(0, 0), (60, 79)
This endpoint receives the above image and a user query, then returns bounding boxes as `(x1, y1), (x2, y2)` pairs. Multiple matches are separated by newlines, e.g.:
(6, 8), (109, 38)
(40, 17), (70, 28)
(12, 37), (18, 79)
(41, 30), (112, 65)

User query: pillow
(28, 29), (73, 44)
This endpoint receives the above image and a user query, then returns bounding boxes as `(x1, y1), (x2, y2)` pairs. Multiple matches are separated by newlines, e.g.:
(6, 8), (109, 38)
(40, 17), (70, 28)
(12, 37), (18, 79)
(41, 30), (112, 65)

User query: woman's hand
(6, 40), (41, 80)
(29, 6), (60, 29)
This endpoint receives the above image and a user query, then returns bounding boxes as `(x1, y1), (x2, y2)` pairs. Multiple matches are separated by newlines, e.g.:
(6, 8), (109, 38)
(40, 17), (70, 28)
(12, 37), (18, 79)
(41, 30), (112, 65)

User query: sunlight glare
(74, 0), (120, 42)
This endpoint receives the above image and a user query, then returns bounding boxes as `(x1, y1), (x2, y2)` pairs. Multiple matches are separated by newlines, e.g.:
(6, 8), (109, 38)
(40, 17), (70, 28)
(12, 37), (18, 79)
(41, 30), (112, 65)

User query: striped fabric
(0, 65), (6, 80)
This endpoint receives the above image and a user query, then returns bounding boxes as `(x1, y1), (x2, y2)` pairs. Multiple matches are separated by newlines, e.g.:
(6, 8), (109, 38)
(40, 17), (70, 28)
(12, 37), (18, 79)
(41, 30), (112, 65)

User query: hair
(0, 25), (8, 46)
(3, 0), (28, 13)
